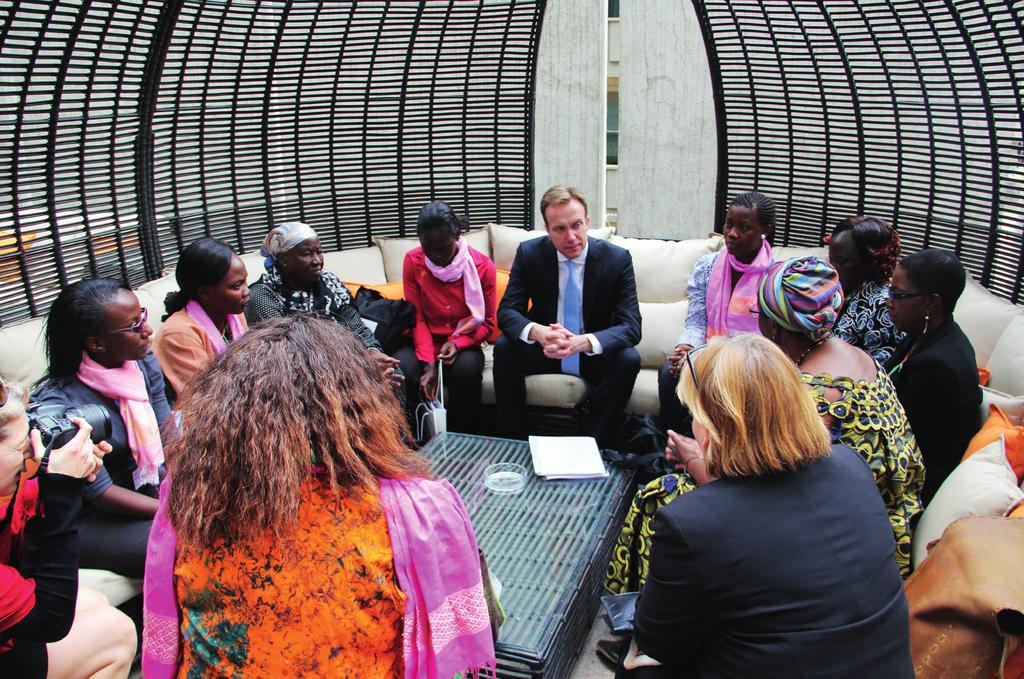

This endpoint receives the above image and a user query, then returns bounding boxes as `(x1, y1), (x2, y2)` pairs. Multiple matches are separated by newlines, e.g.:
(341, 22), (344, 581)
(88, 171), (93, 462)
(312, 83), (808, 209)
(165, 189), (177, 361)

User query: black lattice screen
(694, 0), (1023, 304)
(0, 0), (543, 326)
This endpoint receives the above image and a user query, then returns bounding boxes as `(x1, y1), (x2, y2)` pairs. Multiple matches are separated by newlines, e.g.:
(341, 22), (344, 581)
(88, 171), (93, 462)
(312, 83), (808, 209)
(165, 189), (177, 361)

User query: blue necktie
(562, 260), (581, 376)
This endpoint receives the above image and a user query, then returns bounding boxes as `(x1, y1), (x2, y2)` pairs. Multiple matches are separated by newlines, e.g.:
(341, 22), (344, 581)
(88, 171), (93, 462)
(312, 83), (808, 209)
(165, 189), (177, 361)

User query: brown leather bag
(905, 516), (1024, 678)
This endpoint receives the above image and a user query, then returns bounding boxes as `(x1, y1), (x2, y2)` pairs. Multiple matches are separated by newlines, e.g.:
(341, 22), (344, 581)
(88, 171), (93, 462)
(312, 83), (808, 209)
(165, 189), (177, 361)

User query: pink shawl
(705, 240), (773, 339)
(142, 475), (496, 679)
(184, 300), (246, 355)
(424, 238), (486, 338)
(76, 354), (163, 488)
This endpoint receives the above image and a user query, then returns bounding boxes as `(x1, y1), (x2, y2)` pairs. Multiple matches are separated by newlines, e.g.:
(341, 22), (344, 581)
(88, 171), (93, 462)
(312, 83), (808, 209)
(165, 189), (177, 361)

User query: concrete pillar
(617, 0), (717, 239)
(532, 0), (607, 229)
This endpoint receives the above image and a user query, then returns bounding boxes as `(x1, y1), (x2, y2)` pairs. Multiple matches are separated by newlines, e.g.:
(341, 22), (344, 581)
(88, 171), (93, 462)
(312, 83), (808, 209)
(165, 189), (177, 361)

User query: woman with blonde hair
(624, 335), (912, 677)
(142, 315), (495, 679)
(0, 380), (136, 678)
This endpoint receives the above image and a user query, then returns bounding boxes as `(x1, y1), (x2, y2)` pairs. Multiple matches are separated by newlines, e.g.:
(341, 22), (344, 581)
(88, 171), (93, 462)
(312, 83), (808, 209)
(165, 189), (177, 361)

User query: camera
(28, 403), (112, 450)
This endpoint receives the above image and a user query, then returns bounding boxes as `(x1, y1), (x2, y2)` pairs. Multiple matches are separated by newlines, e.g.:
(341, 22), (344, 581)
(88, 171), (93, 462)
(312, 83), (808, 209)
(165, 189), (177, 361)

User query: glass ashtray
(483, 462), (528, 494)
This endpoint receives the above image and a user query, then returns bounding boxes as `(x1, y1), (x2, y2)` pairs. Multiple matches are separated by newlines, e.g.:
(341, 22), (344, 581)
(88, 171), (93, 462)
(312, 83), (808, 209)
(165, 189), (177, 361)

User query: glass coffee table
(421, 432), (635, 678)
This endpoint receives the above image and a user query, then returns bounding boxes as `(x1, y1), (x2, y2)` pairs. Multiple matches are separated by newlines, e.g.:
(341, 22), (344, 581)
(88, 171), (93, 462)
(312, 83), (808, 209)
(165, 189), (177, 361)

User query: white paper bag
(416, 361), (447, 442)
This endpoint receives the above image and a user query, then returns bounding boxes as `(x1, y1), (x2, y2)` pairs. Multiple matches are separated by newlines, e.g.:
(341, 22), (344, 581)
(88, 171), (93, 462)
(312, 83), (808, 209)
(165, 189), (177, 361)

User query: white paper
(528, 435), (608, 479)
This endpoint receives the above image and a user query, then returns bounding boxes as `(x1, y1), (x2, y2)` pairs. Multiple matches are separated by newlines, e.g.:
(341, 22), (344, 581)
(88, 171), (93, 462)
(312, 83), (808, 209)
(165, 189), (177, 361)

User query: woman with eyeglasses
(757, 256), (923, 576)
(32, 278), (171, 578)
(884, 249), (981, 505)
(0, 380), (137, 679)
(153, 237), (249, 400)
(622, 335), (913, 678)
(825, 215), (906, 362)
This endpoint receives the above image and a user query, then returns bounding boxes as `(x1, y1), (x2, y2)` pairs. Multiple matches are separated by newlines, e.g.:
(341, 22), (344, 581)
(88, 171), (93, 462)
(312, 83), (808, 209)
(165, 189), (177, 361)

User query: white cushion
(610, 235), (723, 303)
(771, 244), (828, 261)
(980, 387), (1024, 426)
(78, 569), (142, 607)
(625, 368), (660, 416)
(479, 342), (591, 407)
(637, 300), (687, 369)
(488, 223), (614, 271)
(238, 253), (268, 284)
(911, 436), (1023, 568)
(135, 275), (180, 333)
(986, 316), (1024, 397)
(375, 229), (489, 282)
(956, 277), (1023, 369)
(322, 246), (388, 284)
(0, 317), (47, 388)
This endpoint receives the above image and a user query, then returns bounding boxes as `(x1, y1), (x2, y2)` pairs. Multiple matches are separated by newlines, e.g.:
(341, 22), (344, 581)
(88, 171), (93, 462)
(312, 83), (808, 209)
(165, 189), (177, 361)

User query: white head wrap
(260, 222), (318, 261)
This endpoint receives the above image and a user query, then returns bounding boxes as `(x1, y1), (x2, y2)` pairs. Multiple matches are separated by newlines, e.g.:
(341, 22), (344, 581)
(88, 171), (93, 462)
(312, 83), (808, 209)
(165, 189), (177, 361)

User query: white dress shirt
(518, 243), (603, 355)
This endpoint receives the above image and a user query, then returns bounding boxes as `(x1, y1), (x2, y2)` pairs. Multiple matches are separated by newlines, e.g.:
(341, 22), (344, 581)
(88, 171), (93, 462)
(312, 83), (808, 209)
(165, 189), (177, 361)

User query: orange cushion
(344, 280), (406, 301)
(487, 269), (511, 343)
(978, 366), (991, 387)
(1007, 499), (1024, 518)
(963, 404), (1024, 483)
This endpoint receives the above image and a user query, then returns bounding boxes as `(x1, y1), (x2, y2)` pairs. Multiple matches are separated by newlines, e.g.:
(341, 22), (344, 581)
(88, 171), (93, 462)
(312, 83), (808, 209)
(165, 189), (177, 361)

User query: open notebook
(529, 435), (608, 480)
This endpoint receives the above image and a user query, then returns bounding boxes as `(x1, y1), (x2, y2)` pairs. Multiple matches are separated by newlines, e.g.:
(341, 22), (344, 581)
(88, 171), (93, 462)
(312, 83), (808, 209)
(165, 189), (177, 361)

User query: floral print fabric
(175, 480), (404, 678)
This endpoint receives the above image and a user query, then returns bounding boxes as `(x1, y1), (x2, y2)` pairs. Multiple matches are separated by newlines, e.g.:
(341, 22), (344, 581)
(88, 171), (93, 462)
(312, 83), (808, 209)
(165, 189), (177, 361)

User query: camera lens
(65, 404), (112, 444)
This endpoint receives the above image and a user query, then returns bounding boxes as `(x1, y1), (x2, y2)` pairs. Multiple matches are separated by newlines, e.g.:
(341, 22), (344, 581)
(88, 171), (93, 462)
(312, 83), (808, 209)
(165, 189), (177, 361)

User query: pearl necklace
(796, 335), (830, 366)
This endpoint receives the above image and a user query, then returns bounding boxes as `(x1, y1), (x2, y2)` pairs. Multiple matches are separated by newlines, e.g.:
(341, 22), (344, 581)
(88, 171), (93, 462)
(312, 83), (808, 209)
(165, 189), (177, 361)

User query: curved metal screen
(0, 0), (543, 326)
(694, 0), (1024, 304)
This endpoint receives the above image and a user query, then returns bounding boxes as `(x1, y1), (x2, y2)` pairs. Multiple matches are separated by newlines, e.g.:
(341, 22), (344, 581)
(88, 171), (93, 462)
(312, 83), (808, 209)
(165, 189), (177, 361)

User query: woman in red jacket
(0, 380), (136, 678)
(398, 202), (497, 434)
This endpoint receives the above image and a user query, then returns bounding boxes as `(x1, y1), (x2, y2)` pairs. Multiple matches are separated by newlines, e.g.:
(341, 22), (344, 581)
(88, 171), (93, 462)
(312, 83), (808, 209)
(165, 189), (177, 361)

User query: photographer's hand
(30, 417), (104, 480)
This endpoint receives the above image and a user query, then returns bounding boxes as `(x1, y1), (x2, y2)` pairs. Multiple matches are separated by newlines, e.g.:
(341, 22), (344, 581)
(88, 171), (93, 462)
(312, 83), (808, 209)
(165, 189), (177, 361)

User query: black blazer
(497, 236), (641, 354)
(634, 445), (914, 678)
(884, 318), (982, 504)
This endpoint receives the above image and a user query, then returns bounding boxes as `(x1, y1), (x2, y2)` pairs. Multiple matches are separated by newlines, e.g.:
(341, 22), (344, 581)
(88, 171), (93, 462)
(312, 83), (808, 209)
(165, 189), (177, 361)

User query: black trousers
(395, 344), (485, 435)
(493, 334), (640, 448)
(657, 359), (693, 435)
(77, 510), (152, 579)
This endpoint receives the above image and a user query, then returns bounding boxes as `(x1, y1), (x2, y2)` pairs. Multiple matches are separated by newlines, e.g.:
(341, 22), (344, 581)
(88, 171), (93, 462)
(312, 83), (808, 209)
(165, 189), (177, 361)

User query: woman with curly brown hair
(825, 215), (906, 363)
(141, 315), (495, 679)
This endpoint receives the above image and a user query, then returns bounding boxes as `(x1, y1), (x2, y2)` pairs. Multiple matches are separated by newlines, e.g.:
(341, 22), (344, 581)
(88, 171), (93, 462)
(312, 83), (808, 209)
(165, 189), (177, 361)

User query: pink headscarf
(424, 238), (486, 338)
(705, 239), (774, 340)
(76, 354), (163, 488)
(184, 300), (246, 354)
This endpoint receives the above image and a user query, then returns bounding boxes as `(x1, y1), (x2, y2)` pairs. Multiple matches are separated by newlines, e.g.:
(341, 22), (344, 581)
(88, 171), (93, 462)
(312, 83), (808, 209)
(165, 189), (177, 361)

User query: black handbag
(352, 286), (416, 354)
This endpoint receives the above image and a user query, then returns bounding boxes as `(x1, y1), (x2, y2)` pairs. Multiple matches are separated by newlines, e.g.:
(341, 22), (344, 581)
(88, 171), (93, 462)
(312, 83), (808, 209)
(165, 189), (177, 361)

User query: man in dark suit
(494, 184), (641, 447)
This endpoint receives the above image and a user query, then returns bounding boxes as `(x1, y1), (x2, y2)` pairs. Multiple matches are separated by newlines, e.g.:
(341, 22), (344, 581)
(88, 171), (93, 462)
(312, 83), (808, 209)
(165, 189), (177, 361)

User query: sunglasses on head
(107, 308), (149, 335)
(685, 344), (710, 390)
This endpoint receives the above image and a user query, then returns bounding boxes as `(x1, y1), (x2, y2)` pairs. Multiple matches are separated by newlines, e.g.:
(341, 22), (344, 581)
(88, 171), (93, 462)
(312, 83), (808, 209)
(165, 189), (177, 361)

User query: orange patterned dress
(174, 480), (405, 678)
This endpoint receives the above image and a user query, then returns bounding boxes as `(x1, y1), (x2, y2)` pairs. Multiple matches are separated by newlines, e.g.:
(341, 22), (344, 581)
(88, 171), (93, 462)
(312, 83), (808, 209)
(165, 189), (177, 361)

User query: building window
(607, 91), (619, 166)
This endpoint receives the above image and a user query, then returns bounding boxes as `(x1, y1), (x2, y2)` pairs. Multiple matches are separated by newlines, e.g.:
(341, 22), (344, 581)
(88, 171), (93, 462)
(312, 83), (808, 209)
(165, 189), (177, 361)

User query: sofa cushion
(912, 436), (1024, 568)
(625, 368), (660, 416)
(771, 244), (828, 261)
(488, 223), (615, 271)
(78, 569), (142, 607)
(609, 235), (723, 303)
(479, 342), (590, 407)
(986, 316), (1024, 397)
(322, 245), (388, 284)
(135, 275), (181, 333)
(0, 317), (47, 388)
(956, 278), (1022, 369)
(964, 405), (1024, 483)
(376, 228), (489, 282)
(238, 253), (268, 284)
(637, 300), (687, 369)
(344, 280), (405, 301)
(980, 387), (1024, 425)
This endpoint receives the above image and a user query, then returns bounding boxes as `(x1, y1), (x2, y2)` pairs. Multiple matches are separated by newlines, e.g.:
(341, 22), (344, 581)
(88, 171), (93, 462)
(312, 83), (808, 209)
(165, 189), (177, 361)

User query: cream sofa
(2, 223), (1023, 603)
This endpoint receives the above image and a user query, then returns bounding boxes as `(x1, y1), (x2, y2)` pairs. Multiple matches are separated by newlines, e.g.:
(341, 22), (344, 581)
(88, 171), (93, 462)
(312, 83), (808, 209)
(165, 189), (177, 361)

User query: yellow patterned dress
(606, 365), (922, 593)
(800, 367), (923, 577)
(174, 480), (405, 678)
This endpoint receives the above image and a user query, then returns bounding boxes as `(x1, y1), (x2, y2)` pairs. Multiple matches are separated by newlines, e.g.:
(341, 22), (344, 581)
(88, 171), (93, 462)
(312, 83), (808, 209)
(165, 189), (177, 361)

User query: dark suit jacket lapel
(539, 237), (560, 323)
(582, 237), (598, 323)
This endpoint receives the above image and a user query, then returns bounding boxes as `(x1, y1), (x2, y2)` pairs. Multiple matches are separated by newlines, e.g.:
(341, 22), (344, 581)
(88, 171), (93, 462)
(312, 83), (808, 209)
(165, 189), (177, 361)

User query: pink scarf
(142, 475), (496, 679)
(184, 300), (246, 355)
(77, 353), (163, 488)
(705, 239), (774, 340)
(424, 238), (486, 337)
